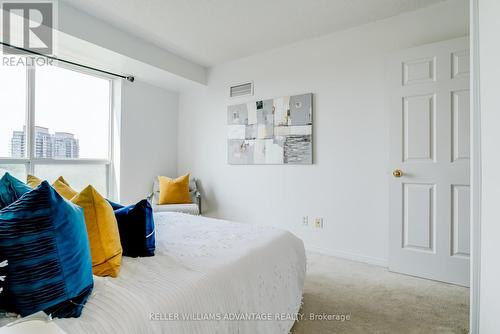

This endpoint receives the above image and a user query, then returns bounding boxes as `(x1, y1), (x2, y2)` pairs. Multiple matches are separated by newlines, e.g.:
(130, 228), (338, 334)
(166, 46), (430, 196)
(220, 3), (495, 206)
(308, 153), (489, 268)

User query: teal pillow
(0, 181), (94, 317)
(0, 173), (31, 209)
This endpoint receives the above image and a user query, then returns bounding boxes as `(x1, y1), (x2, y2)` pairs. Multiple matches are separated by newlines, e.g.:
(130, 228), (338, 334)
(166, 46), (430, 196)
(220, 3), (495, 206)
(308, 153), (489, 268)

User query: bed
(6, 212), (306, 333)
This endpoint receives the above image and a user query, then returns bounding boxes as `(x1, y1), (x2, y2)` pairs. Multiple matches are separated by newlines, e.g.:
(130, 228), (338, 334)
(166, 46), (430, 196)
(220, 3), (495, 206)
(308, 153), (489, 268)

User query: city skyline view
(10, 126), (80, 159)
(0, 59), (111, 160)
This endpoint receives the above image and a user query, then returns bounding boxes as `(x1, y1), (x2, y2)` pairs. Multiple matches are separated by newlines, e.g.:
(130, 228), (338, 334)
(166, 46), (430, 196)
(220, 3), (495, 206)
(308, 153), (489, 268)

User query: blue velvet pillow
(0, 181), (93, 318)
(107, 199), (124, 211)
(114, 199), (155, 257)
(0, 173), (31, 209)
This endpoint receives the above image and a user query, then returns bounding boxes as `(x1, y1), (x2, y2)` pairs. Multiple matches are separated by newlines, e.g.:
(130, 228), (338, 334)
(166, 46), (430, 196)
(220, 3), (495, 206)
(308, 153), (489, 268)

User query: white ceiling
(61, 0), (445, 67)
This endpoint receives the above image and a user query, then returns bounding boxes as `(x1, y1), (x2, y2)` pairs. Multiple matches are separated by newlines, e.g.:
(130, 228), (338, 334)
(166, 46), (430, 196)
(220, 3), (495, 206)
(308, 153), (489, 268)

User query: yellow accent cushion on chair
(27, 175), (78, 200)
(72, 185), (122, 277)
(158, 174), (192, 205)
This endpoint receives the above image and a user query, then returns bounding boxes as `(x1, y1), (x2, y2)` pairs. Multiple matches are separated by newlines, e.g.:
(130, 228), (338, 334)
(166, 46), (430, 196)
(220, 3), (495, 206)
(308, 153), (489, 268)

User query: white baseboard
(306, 245), (388, 268)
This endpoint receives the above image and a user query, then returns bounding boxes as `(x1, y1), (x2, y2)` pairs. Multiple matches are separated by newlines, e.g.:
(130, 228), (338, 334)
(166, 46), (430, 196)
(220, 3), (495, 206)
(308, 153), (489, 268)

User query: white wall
(178, 0), (469, 265)
(119, 80), (178, 204)
(478, 0), (500, 332)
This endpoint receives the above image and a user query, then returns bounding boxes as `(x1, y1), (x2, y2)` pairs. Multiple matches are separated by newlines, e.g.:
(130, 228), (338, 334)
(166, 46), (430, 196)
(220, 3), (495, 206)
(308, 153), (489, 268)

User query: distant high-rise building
(34, 126), (53, 158)
(53, 132), (79, 158)
(10, 127), (80, 159)
(10, 128), (25, 158)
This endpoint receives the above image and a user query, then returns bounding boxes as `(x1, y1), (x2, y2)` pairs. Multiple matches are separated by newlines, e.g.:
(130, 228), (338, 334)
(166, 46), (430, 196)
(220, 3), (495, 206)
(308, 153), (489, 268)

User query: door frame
(385, 1), (480, 330)
(469, 0), (481, 333)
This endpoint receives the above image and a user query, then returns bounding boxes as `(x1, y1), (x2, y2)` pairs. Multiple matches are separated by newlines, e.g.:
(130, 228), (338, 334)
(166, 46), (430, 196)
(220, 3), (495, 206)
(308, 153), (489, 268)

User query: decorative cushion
(0, 173), (31, 209)
(52, 179), (78, 200)
(114, 199), (155, 257)
(153, 177), (197, 194)
(72, 186), (122, 277)
(153, 177), (198, 205)
(0, 181), (93, 317)
(28, 175), (72, 188)
(107, 199), (124, 211)
(56, 176), (71, 187)
(26, 174), (43, 188)
(158, 174), (192, 205)
(27, 175), (78, 200)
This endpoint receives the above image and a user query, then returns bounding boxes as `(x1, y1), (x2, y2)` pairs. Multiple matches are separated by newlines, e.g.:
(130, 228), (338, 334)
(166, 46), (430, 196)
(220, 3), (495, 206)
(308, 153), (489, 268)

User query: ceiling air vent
(229, 82), (253, 98)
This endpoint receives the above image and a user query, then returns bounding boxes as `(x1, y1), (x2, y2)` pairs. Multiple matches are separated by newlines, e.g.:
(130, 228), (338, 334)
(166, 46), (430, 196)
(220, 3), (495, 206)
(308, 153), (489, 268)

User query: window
(0, 57), (112, 196)
(0, 58), (26, 158)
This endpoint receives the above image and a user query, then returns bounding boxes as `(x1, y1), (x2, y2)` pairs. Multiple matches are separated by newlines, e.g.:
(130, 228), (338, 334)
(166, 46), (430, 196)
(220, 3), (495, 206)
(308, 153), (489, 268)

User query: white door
(388, 37), (470, 287)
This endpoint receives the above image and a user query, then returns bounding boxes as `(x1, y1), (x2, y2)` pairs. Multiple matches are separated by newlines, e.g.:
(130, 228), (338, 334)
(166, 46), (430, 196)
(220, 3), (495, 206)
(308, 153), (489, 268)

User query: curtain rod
(0, 41), (135, 82)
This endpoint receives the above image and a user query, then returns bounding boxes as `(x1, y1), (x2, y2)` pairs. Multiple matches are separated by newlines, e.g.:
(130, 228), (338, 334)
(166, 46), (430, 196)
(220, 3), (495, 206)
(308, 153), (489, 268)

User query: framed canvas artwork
(227, 93), (312, 165)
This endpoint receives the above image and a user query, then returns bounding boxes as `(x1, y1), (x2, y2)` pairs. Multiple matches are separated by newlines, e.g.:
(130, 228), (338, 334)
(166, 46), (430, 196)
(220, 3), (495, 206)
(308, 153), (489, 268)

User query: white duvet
(49, 212), (307, 334)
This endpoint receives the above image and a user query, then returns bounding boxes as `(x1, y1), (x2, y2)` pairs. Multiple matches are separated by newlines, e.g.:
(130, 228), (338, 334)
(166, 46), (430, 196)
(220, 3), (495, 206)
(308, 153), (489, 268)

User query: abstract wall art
(227, 93), (312, 165)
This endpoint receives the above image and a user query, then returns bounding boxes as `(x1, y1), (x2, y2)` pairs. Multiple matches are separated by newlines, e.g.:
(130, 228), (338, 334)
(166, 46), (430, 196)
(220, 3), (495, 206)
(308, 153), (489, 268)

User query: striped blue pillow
(0, 173), (31, 209)
(0, 181), (94, 318)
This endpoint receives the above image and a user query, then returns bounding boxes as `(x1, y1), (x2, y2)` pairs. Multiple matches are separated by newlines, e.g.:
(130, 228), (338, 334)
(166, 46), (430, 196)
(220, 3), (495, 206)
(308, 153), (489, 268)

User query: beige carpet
(291, 252), (469, 334)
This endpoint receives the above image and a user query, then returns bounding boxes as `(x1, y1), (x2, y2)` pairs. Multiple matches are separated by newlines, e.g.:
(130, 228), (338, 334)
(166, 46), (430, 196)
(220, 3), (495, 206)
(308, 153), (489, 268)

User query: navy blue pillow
(107, 199), (124, 211)
(114, 199), (155, 257)
(0, 181), (93, 318)
(0, 173), (31, 209)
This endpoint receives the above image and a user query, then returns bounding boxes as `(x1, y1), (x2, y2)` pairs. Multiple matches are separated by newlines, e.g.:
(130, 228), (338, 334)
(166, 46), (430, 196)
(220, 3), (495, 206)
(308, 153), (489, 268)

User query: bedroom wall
(177, 0), (469, 265)
(119, 80), (178, 204)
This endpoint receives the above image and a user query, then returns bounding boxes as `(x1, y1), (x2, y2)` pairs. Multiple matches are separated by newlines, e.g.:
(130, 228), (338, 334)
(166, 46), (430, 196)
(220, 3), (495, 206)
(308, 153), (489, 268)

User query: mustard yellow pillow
(27, 175), (78, 200)
(158, 174), (192, 205)
(53, 179), (78, 200)
(27, 174), (43, 188)
(55, 176), (71, 187)
(72, 185), (122, 277)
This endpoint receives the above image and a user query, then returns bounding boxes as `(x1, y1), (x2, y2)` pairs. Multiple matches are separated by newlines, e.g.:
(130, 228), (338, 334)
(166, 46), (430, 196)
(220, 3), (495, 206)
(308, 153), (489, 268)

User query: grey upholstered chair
(149, 177), (201, 215)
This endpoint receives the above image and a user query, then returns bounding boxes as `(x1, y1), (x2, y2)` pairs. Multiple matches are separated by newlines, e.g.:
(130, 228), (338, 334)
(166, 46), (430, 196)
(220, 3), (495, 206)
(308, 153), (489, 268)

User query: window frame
(0, 61), (114, 196)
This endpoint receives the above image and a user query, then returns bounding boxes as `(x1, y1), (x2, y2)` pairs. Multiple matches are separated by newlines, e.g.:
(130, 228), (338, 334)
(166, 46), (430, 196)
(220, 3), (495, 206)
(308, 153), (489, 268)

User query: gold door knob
(393, 169), (403, 178)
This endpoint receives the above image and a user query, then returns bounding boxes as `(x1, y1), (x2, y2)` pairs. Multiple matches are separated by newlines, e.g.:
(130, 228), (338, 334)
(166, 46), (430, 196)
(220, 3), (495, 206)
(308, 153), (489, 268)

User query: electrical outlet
(302, 216), (308, 226)
(314, 218), (323, 228)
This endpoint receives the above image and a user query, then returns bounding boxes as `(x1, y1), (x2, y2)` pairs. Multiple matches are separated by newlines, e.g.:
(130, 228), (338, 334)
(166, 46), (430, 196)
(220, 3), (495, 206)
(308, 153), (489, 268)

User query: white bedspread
(48, 213), (306, 334)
